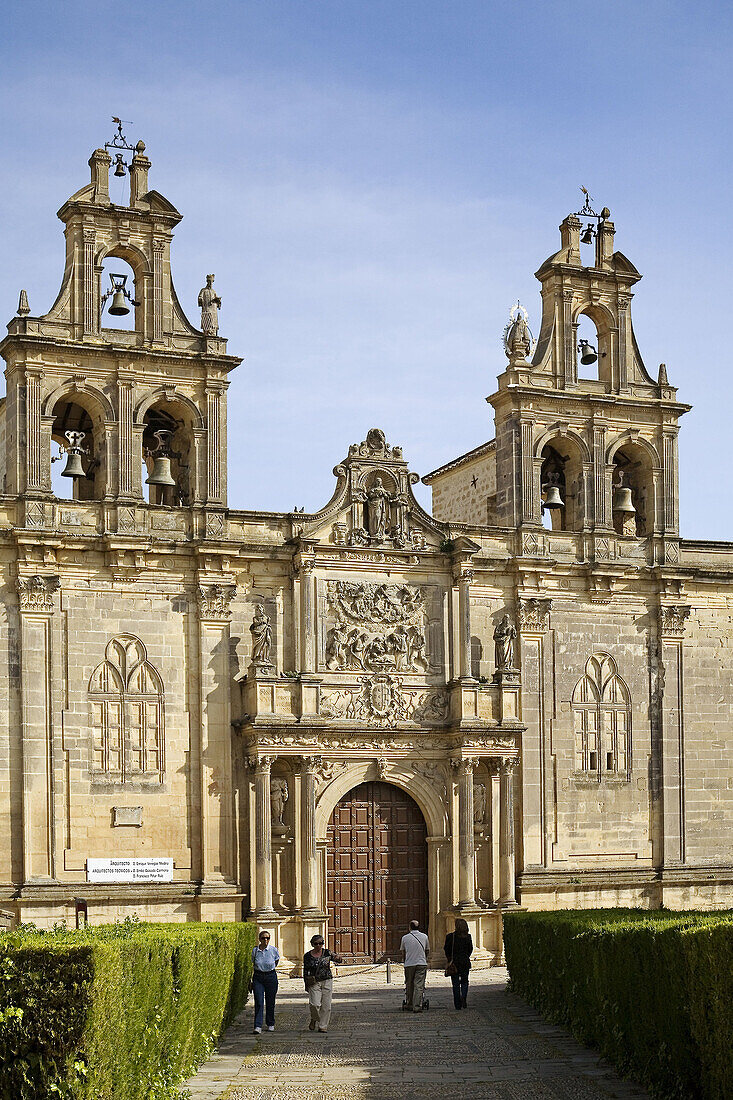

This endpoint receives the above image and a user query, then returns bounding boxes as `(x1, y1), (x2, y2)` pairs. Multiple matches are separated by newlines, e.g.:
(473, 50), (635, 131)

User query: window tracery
(572, 654), (631, 779)
(88, 635), (165, 783)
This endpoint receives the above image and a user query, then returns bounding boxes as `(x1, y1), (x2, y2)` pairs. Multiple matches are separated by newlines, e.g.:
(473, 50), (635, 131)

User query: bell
(146, 455), (177, 488)
(578, 339), (598, 366)
(580, 224), (595, 245)
(543, 485), (564, 510)
(61, 450), (86, 480)
(613, 486), (636, 515)
(114, 155), (126, 178)
(108, 289), (130, 316)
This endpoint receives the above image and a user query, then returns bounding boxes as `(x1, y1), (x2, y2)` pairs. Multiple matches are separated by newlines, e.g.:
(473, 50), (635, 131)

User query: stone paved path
(181, 967), (648, 1100)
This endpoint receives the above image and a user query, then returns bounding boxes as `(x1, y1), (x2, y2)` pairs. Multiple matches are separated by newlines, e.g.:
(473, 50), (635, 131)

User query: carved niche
(324, 580), (429, 674)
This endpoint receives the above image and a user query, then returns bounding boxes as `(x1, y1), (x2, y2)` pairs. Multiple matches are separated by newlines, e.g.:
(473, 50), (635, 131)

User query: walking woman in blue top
(251, 929), (280, 1034)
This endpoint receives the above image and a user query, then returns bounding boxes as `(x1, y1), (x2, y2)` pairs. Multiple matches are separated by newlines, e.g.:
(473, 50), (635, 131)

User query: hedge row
(503, 909), (733, 1100)
(0, 919), (258, 1100)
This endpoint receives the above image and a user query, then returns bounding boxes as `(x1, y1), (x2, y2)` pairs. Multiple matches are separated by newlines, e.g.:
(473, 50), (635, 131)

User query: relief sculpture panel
(323, 580), (429, 673)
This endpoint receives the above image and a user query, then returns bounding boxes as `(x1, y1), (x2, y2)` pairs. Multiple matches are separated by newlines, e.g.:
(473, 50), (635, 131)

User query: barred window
(89, 635), (165, 783)
(572, 654), (631, 779)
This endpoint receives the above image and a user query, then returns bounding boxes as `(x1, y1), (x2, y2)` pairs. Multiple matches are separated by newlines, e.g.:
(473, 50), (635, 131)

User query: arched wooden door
(326, 781), (428, 963)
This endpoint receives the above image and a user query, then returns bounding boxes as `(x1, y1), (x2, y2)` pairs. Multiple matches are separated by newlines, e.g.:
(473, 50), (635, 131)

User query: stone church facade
(0, 142), (731, 967)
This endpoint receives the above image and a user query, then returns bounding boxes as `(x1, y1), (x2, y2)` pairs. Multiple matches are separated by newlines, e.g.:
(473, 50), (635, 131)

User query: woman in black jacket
(444, 917), (473, 1009)
(303, 934), (342, 1033)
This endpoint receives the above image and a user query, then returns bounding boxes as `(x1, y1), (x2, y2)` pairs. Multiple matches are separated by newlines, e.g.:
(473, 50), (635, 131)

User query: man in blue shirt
(251, 930), (280, 1033)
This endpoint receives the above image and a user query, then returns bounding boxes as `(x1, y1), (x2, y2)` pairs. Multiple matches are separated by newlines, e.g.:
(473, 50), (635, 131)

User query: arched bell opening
(573, 306), (612, 386)
(540, 440), (584, 532)
(50, 396), (106, 501)
(142, 401), (194, 506)
(99, 255), (140, 333)
(612, 443), (654, 537)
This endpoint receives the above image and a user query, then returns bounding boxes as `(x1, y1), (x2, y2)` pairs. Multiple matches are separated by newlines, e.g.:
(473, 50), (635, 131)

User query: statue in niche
(493, 615), (517, 672)
(250, 604), (273, 666)
(270, 777), (289, 834)
(366, 477), (390, 539)
(198, 274), (221, 336)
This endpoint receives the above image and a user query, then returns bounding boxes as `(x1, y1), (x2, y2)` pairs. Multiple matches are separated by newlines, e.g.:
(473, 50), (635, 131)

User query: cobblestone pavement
(181, 967), (648, 1100)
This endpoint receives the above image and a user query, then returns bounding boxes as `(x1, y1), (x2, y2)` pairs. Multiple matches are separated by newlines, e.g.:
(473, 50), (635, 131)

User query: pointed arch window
(572, 654), (631, 779)
(89, 635), (165, 783)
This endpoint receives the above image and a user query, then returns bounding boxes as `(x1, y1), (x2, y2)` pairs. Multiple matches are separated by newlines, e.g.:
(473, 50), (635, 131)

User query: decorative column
(517, 596), (552, 869)
(658, 604), (690, 867)
(196, 583), (236, 885)
(300, 755), (321, 913)
(498, 756), (518, 905)
(299, 558), (316, 674)
(453, 757), (478, 907)
(152, 238), (165, 343)
(25, 369), (45, 493)
(252, 754), (276, 916)
(456, 568), (474, 681)
(83, 228), (97, 336)
(116, 377), (135, 498)
(206, 386), (223, 505)
(17, 575), (59, 882)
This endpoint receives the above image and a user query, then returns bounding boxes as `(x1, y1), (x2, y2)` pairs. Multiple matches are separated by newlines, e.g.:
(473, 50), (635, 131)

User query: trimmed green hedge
(503, 909), (733, 1100)
(0, 919), (258, 1100)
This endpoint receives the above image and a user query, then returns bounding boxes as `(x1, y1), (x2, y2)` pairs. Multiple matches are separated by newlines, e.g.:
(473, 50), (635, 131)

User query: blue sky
(1, 1), (732, 535)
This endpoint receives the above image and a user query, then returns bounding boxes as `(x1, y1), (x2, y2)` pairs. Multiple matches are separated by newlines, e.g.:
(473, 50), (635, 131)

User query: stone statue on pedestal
(198, 274), (221, 335)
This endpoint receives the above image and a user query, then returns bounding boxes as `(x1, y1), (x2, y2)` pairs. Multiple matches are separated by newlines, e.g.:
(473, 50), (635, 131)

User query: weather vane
(104, 117), (144, 179)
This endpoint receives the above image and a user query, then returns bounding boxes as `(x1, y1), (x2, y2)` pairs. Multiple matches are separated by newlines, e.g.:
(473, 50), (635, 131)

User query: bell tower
(489, 196), (691, 544)
(0, 122), (240, 517)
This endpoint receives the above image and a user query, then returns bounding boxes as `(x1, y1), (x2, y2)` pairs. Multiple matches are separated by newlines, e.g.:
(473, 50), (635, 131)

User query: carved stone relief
(320, 675), (448, 727)
(517, 597), (552, 632)
(17, 574), (60, 611)
(324, 580), (428, 673)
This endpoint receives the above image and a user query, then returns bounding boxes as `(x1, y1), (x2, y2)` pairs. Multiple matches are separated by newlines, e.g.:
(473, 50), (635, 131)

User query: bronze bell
(61, 449), (86, 479)
(613, 485), (636, 515)
(114, 155), (126, 177)
(543, 485), (564, 510)
(146, 455), (177, 488)
(580, 224), (594, 245)
(578, 339), (598, 366)
(108, 289), (130, 316)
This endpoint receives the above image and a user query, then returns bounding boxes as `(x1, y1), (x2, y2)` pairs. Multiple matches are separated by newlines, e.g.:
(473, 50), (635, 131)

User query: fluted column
(253, 755), (276, 916)
(454, 757), (478, 907)
(498, 756), (518, 905)
(301, 755), (321, 913)
(456, 568), (474, 681)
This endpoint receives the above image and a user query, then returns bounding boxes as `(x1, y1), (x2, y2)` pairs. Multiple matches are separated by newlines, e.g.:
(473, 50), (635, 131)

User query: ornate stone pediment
(289, 428), (445, 553)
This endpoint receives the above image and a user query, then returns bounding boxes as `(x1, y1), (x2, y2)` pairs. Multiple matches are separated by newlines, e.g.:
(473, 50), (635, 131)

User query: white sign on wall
(86, 858), (174, 883)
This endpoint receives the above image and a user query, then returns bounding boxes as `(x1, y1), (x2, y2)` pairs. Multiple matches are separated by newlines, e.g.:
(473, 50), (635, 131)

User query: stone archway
(326, 781), (428, 963)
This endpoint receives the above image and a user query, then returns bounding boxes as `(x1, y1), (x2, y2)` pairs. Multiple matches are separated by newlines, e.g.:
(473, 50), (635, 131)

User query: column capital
(248, 754), (276, 773)
(451, 755), (479, 776)
(197, 583), (236, 622)
(498, 755), (519, 776)
(659, 604), (690, 637)
(517, 596), (552, 633)
(301, 754), (322, 771)
(17, 574), (59, 613)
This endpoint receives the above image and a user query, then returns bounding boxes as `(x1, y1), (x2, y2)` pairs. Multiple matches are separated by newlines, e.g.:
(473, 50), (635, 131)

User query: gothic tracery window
(89, 635), (165, 783)
(572, 654), (631, 779)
